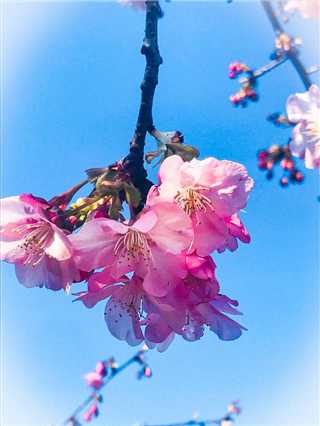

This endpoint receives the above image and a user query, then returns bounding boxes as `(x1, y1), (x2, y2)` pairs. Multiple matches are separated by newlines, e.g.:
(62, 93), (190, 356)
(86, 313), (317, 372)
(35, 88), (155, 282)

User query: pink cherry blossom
(0, 194), (79, 293)
(71, 202), (193, 297)
(147, 155), (253, 256)
(284, 1), (320, 21)
(286, 84), (320, 171)
(117, 0), (146, 12)
(74, 271), (186, 348)
(83, 372), (103, 390)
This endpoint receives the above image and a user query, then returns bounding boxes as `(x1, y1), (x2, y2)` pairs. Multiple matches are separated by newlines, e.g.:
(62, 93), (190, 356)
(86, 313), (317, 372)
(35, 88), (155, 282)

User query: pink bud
(83, 412), (92, 422)
(266, 161), (273, 171)
(295, 171), (304, 182)
(89, 403), (98, 416)
(280, 177), (288, 187)
(95, 362), (106, 376)
(144, 366), (152, 377)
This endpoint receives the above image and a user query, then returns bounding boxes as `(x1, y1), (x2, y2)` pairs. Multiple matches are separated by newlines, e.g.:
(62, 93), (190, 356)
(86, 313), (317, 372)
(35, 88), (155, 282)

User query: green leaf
(124, 185), (142, 208)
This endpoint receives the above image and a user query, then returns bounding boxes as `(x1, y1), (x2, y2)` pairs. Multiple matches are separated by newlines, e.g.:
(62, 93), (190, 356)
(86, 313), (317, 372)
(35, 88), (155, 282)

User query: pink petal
(180, 157), (226, 188)
(190, 211), (228, 257)
(158, 155), (184, 184)
(131, 209), (158, 233)
(44, 224), (73, 261)
(104, 296), (143, 346)
(149, 203), (194, 255)
(70, 218), (124, 271)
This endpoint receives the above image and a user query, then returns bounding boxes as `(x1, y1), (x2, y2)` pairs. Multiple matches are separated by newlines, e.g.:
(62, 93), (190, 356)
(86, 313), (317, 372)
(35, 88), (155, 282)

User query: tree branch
(119, 1), (163, 203)
(261, 0), (312, 89)
(254, 55), (288, 78)
(59, 348), (148, 426)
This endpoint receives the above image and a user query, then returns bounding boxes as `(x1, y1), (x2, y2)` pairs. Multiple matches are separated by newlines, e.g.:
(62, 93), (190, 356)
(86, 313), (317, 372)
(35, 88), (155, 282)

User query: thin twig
(254, 55), (288, 78)
(261, 0), (312, 89)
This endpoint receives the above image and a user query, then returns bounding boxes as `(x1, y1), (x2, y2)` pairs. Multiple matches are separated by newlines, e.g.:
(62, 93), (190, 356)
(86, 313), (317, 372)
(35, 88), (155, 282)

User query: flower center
(303, 115), (320, 142)
(174, 186), (214, 224)
(12, 222), (52, 267)
(113, 230), (154, 268)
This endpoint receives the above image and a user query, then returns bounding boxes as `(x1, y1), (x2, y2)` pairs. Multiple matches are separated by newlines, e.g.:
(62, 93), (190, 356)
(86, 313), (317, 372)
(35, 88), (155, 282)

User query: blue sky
(1, 1), (319, 426)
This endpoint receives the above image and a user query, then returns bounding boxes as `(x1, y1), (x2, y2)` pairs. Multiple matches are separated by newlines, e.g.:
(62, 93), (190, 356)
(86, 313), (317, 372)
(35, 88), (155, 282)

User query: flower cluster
(1, 151), (253, 350)
(286, 84), (320, 172)
(258, 144), (304, 186)
(72, 155), (253, 350)
(228, 62), (249, 79)
(228, 62), (258, 107)
(274, 31), (302, 58)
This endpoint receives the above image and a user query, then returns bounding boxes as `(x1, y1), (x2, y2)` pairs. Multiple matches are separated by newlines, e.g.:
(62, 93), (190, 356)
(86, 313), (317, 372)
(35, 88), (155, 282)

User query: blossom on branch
(147, 155), (253, 256)
(286, 84), (320, 171)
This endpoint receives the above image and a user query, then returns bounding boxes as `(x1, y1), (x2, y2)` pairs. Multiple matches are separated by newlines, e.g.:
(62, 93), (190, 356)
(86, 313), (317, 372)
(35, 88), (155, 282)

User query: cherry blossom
(284, 1), (320, 22)
(71, 202), (193, 297)
(0, 194), (79, 293)
(286, 84), (320, 171)
(147, 155), (253, 256)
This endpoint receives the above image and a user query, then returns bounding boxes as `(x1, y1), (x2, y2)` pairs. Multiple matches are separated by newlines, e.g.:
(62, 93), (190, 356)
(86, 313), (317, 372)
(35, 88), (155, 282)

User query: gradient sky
(1, 1), (319, 426)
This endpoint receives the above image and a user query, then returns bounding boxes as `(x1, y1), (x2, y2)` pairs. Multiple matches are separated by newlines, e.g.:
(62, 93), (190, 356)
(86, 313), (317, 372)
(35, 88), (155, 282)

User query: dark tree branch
(119, 1), (163, 204)
(261, 0), (312, 89)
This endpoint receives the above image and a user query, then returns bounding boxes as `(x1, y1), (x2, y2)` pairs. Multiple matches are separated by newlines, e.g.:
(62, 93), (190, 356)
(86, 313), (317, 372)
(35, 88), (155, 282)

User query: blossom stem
(119, 1), (163, 204)
(59, 347), (148, 426)
(254, 55), (288, 79)
(261, 0), (312, 89)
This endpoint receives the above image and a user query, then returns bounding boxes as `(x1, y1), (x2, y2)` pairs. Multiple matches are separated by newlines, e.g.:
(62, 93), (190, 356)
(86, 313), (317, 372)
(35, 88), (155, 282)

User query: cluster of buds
(258, 144), (304, 186)
(135, 349), (152, 380)
(229, 63), (258, 107)
(83, 397), (101, 422)
(267, 112), (293, 128)
(228, 62), (250, 79)
(80, 348), (151, 423)
(272, 31), (302, 59)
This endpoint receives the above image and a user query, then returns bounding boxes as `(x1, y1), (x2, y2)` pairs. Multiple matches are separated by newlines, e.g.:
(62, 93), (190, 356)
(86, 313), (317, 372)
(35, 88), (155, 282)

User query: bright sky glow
(1, 1), (319, 426)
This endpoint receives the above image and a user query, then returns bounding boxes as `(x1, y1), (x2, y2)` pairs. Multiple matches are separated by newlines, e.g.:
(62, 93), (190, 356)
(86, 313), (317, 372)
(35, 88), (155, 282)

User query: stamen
(174, 186), (214, 224)
(12, 222), (52, 267)
(114, 230), (155, 269)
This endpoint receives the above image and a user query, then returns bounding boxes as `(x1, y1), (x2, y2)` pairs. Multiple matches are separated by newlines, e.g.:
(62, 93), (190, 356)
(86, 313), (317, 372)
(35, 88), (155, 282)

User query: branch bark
(261, 0), (312, 90)
(119, 1), (163, 204)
